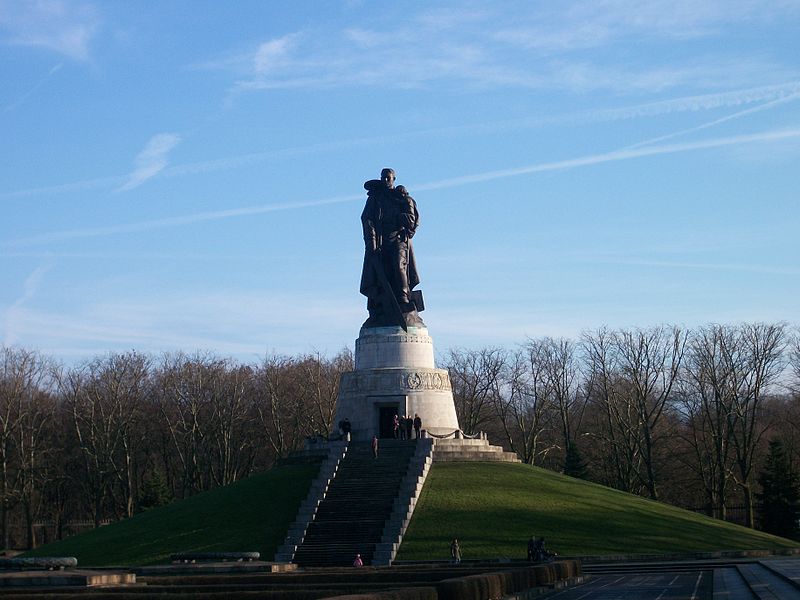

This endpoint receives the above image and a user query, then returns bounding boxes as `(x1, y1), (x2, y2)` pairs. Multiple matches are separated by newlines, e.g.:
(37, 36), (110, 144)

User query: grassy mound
(24, 460), (796, 567)
(398, 462), (797, 560)
(24, 463), (319, 566)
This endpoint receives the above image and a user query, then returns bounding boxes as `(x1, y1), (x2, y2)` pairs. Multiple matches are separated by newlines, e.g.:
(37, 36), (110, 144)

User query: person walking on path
(450, 538), (461, 564)
(413, 413), (422, 439)
(372, 435), (379, 459)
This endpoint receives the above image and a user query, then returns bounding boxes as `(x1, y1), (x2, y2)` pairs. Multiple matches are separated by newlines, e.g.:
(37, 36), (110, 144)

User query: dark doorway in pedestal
(378, 406), (399, 439)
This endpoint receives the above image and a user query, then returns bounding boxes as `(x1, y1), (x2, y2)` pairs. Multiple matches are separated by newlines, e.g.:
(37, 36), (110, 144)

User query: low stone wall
(319, 560), (582, 600)
(322, 588), (438, 600)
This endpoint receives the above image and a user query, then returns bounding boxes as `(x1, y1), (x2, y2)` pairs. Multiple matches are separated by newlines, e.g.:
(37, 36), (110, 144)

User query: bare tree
(615, 326), (687, 499)
(679, 324), (739, 519)
(155, 353), (255, 494)
(791, 329), (800, 395)
(295, 350), (353, 438)
(252, 354), (306, 461)
(493, 346), (557, 464)
(729, 322), (788, 527)
(535, 337), (589, 458)
(16, 387), (55, 549)
(207, 363), (256, 487)
(582, 328), (642, 493)
(581, 326), (686, 499)
(60, 352), (151, 524)
(444, 347), (506, 435)
(0, 348), (54, 548)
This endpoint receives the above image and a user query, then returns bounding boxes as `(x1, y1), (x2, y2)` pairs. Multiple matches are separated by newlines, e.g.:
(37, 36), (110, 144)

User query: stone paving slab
(713, 567), (755, 600)
(541, 571), (711, 599)
(760, 558), (800, 585)
(737, 563), (799, 599)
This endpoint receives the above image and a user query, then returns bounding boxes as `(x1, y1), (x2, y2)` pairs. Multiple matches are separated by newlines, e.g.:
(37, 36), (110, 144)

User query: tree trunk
(24, 502), (36, 550)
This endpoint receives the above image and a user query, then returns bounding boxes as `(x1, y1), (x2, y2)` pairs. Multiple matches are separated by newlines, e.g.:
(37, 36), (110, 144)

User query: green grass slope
(398, 462), (797, 561)
(24, 463), (318, 566)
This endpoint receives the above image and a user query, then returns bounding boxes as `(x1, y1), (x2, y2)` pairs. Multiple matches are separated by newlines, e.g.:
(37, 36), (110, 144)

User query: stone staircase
(432, 436), (520, 463)
(372, 438), (434, 565)
(273, 441), (347, 564)
(275, 434), (518, 567)
(289, 439), (419, 567)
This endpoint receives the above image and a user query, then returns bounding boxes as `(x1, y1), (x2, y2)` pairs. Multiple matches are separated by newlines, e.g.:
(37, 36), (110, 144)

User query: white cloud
(197, 2), (799, 95)
(116, 133), (181, 193)
(496, 0), (800, 50)
(0, 0), (98, 60)
(253, 34), (297, 74)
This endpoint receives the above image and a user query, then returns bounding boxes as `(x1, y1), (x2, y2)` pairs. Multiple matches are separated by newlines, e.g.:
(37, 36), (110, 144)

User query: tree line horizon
(1, 320), (798, 550)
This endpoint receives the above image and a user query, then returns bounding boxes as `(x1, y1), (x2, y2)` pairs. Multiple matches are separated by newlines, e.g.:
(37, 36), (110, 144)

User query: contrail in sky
(622, 93), (800, 151)
(5, 127), (800, 247)
(2, 81), (799, 200)
(414, 127), (800, 191)
(3, 63), (63, 113)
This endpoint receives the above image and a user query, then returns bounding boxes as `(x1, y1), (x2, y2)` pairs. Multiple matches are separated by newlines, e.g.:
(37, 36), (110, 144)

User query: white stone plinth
(355, 327), (435, 370)
(335, 325), (460, 441)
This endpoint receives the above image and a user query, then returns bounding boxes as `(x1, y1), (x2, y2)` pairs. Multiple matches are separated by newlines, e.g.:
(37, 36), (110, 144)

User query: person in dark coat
(450, 538), (461, 564)
(405, 415), (413, 440)
(413, 413), (422, 439)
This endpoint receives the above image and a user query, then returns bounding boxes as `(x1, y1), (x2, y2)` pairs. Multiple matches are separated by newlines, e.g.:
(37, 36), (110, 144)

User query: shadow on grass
(22, 463), (319, 566)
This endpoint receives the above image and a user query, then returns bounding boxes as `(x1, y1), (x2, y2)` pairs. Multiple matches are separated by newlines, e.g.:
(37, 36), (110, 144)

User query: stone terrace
(432, 437), (519, 463)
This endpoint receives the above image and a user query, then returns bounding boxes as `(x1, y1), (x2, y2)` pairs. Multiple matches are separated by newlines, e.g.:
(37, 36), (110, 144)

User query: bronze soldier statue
(359, 168), (424, 330)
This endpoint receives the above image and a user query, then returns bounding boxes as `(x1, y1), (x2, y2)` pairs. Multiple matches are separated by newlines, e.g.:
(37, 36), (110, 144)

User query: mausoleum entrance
(378, 405), (399, 438)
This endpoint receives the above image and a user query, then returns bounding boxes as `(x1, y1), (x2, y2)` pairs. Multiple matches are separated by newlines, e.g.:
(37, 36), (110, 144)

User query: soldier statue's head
(380, 168), (396, 189)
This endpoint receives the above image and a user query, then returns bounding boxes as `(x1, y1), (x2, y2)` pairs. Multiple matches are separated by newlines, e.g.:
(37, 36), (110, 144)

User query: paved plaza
(544, 557), (800, 600)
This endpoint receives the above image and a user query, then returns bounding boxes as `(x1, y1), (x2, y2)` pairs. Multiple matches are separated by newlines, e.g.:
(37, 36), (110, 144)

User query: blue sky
(2, 1), (799, 364)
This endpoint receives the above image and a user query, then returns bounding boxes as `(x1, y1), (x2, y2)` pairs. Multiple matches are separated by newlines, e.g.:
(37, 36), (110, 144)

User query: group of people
(393, 413), (423, 440)
(352, 536), (555, 567)
(527, 536), (555, 563)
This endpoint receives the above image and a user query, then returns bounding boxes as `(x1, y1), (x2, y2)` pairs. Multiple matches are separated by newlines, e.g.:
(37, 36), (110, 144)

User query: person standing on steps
(450, 538), (461, 564)
(353, 553), (363, 567)
(372, 435), (379, 459)
(405, 415), (413, 440)
(413, 413), (422, 439)
(393, 414), (400, 439)
(399, 414), (407, 440)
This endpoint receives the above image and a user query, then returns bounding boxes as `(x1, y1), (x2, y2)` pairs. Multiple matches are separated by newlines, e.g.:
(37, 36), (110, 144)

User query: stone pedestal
(335, 325), (459, 440)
